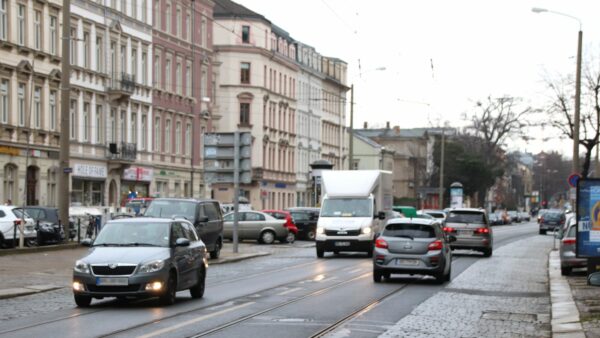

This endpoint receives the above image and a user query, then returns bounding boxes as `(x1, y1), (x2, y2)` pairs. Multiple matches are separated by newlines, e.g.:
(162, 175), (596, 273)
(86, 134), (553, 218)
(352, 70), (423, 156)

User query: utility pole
(438, 128), (445, 209)
(232, 131), (240, 253)
(348, 84), (354, 170)
(190, 0), (196, 198)
(58, 0), (71, 235)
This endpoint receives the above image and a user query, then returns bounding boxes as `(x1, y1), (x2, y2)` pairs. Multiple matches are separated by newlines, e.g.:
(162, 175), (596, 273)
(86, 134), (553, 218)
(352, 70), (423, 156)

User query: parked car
(443, 208), (493, 257)
(507, 210), (521, 223)
(420, 210), (447, 223)
(17, 206), (67, 245)
(286, 207), (320, 240)
(373, 218), (455, 284)
(415, 211), (436, 220)
(262, 210), (298, 243)
(72, 218), (207, 307)
(559, 219), (587, 275)
(537, 209), (551, 224)
(392, 206), (417, 218)
(539, 209), (565, 235)
(223, 211), (289, 244)
(144, 198), (224, 259)
(519, 212), (531, 222)
(488, 213), (503, 226)
(0, 205), (37, 248)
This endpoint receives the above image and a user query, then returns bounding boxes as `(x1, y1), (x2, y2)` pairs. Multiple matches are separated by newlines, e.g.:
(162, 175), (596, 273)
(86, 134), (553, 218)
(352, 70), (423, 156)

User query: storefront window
(71, 179), (105, 206)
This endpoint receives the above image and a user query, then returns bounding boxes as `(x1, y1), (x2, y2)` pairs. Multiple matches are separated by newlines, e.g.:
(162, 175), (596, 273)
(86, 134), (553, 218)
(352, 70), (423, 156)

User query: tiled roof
(213, 0), (270, 22)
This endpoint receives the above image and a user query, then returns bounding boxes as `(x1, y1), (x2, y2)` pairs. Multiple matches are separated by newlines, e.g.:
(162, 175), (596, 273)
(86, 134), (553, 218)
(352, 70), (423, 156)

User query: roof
(151, 198), (220, 204)
(385, 217), (437, 225)
(354, 133), (383, 149)
(106, 217), (179, 224)
(213, 0), (270, 23)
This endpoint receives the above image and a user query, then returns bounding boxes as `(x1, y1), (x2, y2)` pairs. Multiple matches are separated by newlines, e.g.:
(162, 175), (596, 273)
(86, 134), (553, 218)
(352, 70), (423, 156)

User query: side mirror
(175, 238), (191, 247)
(377, 211), (386, 220)
(81, 238), (93, 247)
(588, 272), (600, 286)
(447, 235), (457, 243)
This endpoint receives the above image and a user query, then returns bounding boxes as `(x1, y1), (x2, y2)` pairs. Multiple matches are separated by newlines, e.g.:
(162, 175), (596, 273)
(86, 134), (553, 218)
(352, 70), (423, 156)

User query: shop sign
(0, 146), (20, 156)
(123, 167), (154, 182)
(73, 163), (107, 178)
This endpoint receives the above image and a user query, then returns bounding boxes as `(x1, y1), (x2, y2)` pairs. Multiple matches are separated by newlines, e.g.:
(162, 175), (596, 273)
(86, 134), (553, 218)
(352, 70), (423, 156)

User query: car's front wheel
(306, 228), (316, 241)
(74, 294), (92, 307)
(159, 273), (177, 306)
(209, 239), (222, 259)
(190, 266), (206, 299)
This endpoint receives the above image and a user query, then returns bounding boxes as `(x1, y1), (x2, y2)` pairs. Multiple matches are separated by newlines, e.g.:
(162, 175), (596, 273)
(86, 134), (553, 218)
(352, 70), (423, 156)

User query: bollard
(36, 220), (41, 246)
(77, 218), (81, 243)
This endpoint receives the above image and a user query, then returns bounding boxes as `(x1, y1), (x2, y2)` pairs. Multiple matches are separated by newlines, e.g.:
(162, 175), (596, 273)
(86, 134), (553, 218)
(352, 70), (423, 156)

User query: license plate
(96, 277), (128, 286)
(396, 259), (419, 266)
(334, 241), (351, 247)
(548, 222), (557, 225)
(458, 230), (471, 235)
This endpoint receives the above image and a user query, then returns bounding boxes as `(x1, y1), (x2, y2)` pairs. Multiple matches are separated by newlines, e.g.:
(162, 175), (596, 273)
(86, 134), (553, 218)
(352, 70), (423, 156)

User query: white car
(0, 205), (37, 248)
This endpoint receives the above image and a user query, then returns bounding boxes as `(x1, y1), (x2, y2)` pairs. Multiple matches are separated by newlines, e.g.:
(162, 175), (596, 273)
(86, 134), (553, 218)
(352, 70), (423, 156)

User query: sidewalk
(0, 242), (269, 300)
(548, 250), (585, 338)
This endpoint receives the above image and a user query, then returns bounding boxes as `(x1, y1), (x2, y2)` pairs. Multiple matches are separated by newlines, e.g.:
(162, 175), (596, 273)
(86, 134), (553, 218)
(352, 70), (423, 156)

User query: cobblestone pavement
(0, 241), (315, 322)
(566, 268), (600, 338)
(380, 235), (555, 338)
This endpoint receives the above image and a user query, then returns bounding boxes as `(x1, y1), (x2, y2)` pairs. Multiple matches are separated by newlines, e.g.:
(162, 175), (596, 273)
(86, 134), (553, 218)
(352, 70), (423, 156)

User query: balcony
(107, 73), (135, 101)
(106, 142), (137, 162)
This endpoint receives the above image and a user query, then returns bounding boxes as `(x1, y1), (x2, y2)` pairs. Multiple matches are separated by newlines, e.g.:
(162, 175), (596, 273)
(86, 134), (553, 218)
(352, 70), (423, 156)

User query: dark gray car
(373, 218), (454, 284)
(72, 218), (207, 307)
(144, 198), (223, 259)
(444, 208), (493, 257)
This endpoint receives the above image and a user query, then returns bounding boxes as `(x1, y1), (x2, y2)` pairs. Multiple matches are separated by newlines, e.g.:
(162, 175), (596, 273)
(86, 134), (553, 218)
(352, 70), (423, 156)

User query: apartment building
(152, 0), (214, 200)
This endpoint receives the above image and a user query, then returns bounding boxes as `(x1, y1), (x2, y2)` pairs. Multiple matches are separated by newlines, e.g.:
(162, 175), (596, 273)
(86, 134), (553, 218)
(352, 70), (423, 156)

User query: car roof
(386, 217), (438, 226)
(151, 198), (220, 204)
(448, 208), (486, 213)
(286, 207), (319, 211)
(105, 217), (188, 224)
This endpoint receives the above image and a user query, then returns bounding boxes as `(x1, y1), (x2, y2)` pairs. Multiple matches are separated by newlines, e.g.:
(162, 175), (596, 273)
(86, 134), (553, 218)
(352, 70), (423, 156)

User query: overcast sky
(235, 0), (600, 158)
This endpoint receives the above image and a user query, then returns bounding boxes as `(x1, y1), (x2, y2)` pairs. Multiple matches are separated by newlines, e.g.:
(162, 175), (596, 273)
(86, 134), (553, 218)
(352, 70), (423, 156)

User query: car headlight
(361, 227), (372, 235)
(74, 260), (90, 274)
(316, 227), (324, 234)
(138, 260), (165, 273)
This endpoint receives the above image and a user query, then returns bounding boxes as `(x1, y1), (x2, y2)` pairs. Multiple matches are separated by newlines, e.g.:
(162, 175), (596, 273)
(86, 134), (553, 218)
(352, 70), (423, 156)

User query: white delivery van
(316, 170), (393, 258)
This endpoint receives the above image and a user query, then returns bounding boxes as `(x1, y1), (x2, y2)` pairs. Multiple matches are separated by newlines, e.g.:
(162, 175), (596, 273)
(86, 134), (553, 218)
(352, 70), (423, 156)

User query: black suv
(144, 198), (224, 259)
(286, 207), (320, 240)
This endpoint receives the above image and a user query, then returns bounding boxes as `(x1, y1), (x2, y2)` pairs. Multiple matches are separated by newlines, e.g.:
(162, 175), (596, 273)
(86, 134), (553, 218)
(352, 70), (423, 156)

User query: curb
(0, 243), (81, 256)
(549, 250), (586, 338)
(210, 251), (270, 265)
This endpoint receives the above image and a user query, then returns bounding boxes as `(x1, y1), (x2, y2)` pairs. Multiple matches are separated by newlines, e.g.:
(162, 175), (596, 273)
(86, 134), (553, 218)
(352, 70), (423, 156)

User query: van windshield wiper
(123, 242), (162, 247)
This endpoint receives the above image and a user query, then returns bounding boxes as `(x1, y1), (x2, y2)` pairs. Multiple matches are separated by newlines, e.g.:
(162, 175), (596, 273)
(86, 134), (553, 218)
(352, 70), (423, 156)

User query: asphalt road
(0, 221), (541, 338)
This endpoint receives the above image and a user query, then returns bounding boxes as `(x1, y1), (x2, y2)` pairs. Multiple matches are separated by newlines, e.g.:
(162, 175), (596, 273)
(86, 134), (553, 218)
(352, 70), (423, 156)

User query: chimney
(363, 122), (368, 128)
(393, 125), (400, 134)
(386, 121), (390, 129)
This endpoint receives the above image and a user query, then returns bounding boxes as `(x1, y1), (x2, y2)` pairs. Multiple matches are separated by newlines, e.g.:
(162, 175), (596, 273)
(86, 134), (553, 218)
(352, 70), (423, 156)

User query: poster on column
(576, 179), (600, 257)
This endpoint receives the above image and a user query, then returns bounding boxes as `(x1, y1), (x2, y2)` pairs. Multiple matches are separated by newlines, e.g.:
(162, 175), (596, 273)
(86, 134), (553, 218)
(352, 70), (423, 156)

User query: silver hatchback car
(559, 220), (587, 275)
(444, 208), (493, 257)
(373, 218), (455, 284)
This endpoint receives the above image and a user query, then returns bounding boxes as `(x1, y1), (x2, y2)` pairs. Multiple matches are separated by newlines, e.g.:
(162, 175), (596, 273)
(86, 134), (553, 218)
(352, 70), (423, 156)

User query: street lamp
(531, 7), (582, 177)
(349, 66), (386, 170)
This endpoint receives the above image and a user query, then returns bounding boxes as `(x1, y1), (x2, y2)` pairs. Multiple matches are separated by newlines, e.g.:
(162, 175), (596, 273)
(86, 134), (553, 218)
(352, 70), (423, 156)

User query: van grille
(325, 229), (361, 236)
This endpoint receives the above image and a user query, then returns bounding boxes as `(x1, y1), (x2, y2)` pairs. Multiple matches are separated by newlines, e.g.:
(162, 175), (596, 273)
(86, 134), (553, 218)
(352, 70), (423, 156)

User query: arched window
(3, 164), (17, 204)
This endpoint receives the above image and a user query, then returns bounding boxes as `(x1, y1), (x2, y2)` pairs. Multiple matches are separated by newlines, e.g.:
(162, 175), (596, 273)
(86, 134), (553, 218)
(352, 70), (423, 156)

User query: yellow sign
(0, 146), (19, 156)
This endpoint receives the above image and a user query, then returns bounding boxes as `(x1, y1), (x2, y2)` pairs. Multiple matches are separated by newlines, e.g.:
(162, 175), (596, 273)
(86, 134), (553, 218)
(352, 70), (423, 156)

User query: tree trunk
(582, 145), (593, 179)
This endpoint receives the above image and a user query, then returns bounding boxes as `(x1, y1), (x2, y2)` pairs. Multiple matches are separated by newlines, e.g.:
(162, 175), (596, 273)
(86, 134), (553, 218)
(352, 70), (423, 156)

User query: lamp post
(349, 67), (386, 170)
(531, 8), (582, 177)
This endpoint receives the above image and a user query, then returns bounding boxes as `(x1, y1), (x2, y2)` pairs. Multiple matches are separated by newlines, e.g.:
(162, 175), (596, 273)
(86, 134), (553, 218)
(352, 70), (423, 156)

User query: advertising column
(450, 182), (464, 209)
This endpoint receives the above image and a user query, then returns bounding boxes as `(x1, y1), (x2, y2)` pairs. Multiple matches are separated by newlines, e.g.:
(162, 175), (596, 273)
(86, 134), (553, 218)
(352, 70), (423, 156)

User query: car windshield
(427, 212), (445, 219)
(446, 211), (486, 224)
(321, 198), (372, 217)
(12, 209), (31, 219)
(383, 223), (436, 238)
(144, 200), (196, 220)
(544, 213), (563, 221)
(94, 222), (170, 247)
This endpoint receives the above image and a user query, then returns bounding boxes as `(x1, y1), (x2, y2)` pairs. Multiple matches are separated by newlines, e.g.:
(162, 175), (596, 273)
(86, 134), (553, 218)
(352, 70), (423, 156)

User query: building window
(49, 90), (56, 131)
(141, 114), (147, 150)
(154, 0), (160, 28)
(70, 28), (77, 64)
(201, 65), (208, 99)
(3, 164), (16, 204)
(120, 0), (125, 13)
(141, 0), (147, 23)
(17, 4), (25, 46)
(120, 44), (126, 73)
(240, 62), (250, 84)
(96, 105), (103, 143)
(83, 103), (89, 141)
(0, 0), (6, 41)
(109, 108), (116, 142)
(165, 3), (171, 34)
(201, 18), (207, 47)
(17, 83), (25, 126)
(83, 32), (90, 68)
(176, 7), (181, 37)
(185, 123), (191, 155)
(185, 12), (191, 41)
(176, 62), (181, 94)
(154, 54), (160, 86)
(165, 58), (171, 91)
(154, 117), (161, 151)
(185, 62), (191, 96)
(70, 100), (77, 140)
(34, 10), (41, 50)
(49, 16), (57, 55)
(131, 112), (137, 143)
(240, 103), (250, 125)
(131, 48), (137, 79)
(242, 25), (250, 43)
(141, 51), (147, 85)
(0, 79), (7, 124)
(96, 37), (103, 72)
(119, 110), (125, 143)
(132, 0), (137, 19)
(110, 41), (116, 74)
(175, 121), (181, 153)
(165, 119), (171, 152)
(33, 86), (41, 129)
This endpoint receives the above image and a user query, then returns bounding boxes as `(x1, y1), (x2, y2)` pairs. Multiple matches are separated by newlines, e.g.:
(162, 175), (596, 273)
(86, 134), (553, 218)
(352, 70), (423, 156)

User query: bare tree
(545, 60), (600, 178)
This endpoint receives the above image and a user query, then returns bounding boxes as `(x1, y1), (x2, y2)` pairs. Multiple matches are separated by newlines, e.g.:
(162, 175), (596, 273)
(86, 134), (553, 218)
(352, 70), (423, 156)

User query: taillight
(443, 227), (455, 233)
(428, 240), (443, 251)
(475, 227), (490, 234)
(13, 220), (22, 226)
(560, 219), (565, 225)
(562, 238), (576, 245)
(540, 217), (544, 224)
(375, 238), (388, 249)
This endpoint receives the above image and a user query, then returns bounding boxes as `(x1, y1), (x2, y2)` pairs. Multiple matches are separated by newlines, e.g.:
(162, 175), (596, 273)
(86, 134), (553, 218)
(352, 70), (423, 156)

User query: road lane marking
(136, 302), (254, 338)
(277, 287), (303, 296)
(347, 268), (363, 274)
